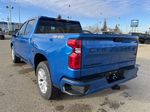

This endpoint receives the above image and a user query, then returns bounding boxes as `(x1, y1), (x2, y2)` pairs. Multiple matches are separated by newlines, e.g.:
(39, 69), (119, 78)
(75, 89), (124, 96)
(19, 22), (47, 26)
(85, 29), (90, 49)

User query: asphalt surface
(0, 38), (150, 112)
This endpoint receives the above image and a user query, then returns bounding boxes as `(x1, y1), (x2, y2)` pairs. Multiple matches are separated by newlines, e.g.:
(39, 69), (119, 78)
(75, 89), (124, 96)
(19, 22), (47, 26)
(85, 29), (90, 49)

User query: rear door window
(18, 22), (27, 36)
(24, 19), (35, 36)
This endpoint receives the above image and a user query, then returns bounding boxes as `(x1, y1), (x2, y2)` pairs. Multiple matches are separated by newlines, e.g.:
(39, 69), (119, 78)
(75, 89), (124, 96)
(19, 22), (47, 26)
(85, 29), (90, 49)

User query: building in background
(0, 21), (21, 33)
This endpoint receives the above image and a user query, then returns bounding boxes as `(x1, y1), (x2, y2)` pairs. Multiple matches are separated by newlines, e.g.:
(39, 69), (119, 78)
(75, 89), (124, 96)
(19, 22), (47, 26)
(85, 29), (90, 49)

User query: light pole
(18, 4), (21, 24)
(14, 0), (21, 25)
(7, 16), (9, 32)
(67, 3), (72, 19)
(1, 18), (5, 31)
(6, 0), (14, 32)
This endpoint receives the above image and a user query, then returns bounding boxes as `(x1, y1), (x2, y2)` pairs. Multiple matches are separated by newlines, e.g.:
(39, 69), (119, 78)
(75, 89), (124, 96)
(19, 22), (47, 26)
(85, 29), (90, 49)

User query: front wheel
(36, 61), (59, 100)
(0, 35), (4, 40)
(11, 46), (21, 63)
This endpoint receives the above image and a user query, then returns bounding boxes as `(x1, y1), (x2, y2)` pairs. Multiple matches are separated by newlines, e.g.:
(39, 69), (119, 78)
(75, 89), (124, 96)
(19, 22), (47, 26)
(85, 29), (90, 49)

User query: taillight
(68, 39), (82, 69)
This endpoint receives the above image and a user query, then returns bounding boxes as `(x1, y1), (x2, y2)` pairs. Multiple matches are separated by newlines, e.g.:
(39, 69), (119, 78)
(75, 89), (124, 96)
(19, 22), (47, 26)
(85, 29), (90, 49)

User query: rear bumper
(60, 67), (138, 95)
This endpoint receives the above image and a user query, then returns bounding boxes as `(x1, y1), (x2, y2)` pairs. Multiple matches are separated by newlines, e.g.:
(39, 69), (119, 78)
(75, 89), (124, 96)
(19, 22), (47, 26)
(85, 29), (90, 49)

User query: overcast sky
(0, 0), (150, 33)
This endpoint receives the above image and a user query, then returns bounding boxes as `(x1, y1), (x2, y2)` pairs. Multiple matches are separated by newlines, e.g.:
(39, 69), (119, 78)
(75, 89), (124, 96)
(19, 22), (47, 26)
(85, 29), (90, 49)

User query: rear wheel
(36, 61), (59, 100)
(11, 46), (21, 63)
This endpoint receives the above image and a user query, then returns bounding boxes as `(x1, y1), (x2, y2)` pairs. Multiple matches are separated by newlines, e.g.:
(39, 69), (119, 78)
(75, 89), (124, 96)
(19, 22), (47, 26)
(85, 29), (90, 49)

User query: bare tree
(114, 24), (122, 34)
(101, 19), (107, 32)
(57, 14), (62, 19)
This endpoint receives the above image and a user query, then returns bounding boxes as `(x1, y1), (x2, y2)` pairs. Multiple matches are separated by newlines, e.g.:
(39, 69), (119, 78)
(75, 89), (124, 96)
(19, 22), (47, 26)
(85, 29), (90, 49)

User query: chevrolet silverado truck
(11, 16), (138, 100)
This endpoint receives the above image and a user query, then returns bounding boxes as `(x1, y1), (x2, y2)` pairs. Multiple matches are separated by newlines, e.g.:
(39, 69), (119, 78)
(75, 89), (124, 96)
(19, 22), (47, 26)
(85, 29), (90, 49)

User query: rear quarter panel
(31, 34), (81, 88)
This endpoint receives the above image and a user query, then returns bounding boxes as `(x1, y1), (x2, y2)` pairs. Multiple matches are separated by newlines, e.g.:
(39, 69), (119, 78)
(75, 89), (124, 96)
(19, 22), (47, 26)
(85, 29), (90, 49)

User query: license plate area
(106, 70), (124, 83)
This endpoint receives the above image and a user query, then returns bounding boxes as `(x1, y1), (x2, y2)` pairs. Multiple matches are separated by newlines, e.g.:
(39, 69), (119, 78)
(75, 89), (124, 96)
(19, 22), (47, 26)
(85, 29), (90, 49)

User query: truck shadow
(12, 63), (34, 74)
(18, 68), (33, 74)
(11, 62), (26, 67)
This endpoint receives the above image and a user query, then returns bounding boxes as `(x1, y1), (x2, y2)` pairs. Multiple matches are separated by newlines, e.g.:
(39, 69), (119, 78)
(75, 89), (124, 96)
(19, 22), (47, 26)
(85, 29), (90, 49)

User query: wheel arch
(34, 53), (48, 71)
(11, 43), (13, 48)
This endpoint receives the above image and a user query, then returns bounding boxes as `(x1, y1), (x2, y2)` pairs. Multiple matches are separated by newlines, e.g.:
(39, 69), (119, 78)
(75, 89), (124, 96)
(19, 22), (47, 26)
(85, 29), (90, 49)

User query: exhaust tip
(63, 83), (89, 95)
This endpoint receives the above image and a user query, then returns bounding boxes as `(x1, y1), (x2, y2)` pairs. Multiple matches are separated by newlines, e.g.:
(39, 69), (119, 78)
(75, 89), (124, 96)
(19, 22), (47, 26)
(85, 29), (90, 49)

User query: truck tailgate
(81, 35), (138, 77)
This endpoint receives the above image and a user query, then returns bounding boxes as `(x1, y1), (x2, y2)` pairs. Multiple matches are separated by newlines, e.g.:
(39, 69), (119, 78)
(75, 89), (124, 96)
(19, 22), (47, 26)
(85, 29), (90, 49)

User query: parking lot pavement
(0, 39), (150, 112)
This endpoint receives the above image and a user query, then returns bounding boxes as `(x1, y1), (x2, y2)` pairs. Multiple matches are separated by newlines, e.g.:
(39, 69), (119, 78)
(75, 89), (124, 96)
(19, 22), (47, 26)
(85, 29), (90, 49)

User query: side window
(18, 22), (27, 36)
(24, 20), (35, 36)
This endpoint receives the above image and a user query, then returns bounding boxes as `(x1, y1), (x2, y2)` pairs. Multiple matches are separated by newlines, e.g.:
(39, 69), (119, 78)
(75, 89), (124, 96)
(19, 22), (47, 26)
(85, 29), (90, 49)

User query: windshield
(35, 18), (82, 34)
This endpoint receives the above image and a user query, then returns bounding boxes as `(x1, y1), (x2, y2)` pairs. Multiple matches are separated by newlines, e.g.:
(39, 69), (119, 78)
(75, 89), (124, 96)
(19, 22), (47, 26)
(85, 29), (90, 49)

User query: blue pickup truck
(11, 16), (138, 100)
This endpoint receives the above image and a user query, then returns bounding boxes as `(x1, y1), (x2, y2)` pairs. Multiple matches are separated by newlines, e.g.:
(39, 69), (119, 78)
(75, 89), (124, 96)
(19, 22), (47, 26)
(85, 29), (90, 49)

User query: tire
(0, 35), (4, 40)
(2, 35), (5, 40)
(36, 61), (59, 100)
(11, 46), (21, 63)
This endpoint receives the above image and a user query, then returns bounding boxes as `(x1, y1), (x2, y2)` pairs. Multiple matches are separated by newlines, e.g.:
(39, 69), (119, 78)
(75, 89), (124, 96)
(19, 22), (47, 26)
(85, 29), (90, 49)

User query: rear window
(35, 18), (82, 34)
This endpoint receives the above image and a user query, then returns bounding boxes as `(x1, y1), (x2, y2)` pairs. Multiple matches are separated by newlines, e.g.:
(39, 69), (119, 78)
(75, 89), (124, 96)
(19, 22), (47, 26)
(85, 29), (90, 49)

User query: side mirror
(13, 29), (19, 37)
(12, 34), (17, 37)
(15, 29), (19, 34)
(13, 32), (19, 37)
